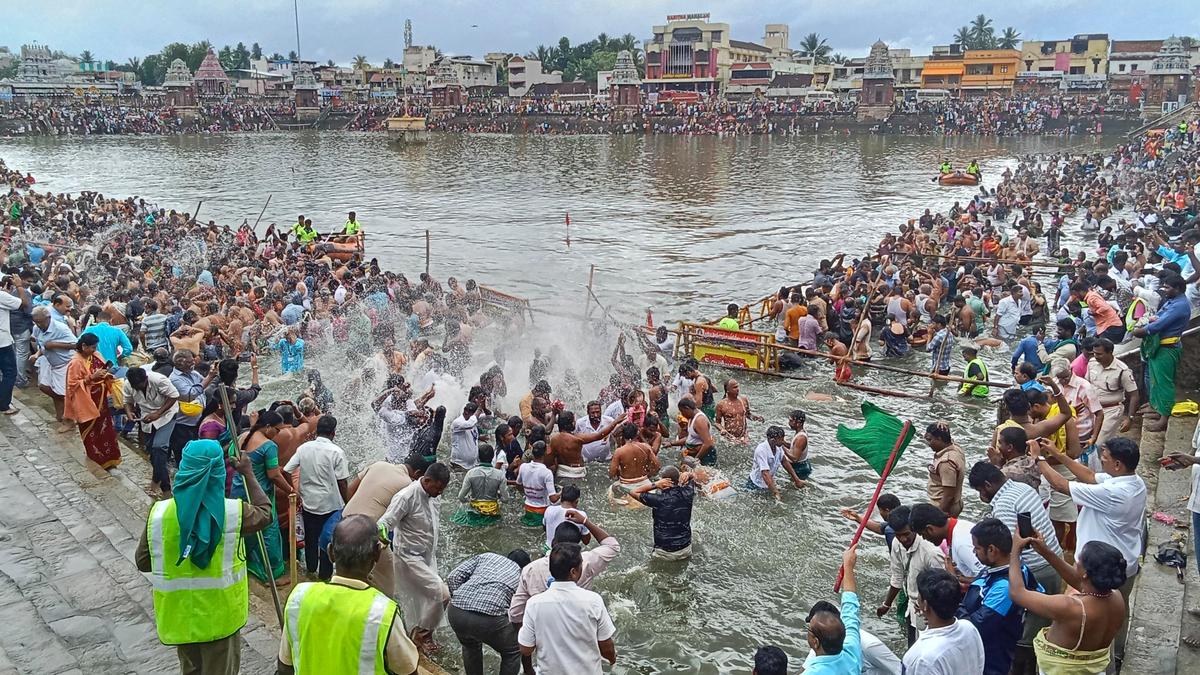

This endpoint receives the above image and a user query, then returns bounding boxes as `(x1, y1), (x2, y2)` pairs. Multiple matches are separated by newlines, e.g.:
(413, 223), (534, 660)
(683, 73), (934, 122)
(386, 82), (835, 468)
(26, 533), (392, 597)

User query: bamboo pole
(584, 264), (595, 319)
(191, 200), (204, 224)
(836, 381), (930, 399)
(768, 340), (1015, 389)
(915, 251), (1071, 269)
(424, 229), (430, 276)
(289, 493), (299, 588)
(252, 194), (272, 230)
(834, 420), (910, 591)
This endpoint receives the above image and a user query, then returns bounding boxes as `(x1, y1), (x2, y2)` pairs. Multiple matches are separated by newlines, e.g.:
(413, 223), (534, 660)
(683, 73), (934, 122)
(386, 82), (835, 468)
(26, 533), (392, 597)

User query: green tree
(352, 55), (370, 70)
(383, 57), (396, 68)
(233, 42), (251, 69)
(1181, 36), (1197, 50)
(251, 42), (263, 60)
(125, 56), (141, 74)
(79, 50), (94, 64)
(830, 53), (848, 65)
(287, 50), (298, 61)
(104, 60), (117, 71)
(969, 14), (995, 49)
(0, 62), (17, 80)
(140, 53), (165, 85)
(798, 32), (832, 64)
(556, 37), (571, 71)
(998, 27), (1021, 49)
(326, 59), (335, 67)
(953, 26), (972, 48)
(269, 52), (284, 62)
(218, 45), (236, 70)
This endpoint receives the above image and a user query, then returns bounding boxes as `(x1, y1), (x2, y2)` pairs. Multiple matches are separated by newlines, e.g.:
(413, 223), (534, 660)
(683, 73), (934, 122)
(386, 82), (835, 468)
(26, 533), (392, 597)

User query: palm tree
(798, 32), (833, 64)
(352, 55), (370, 85)
(79, 50), (94, 64)
(596, 32), (611, 52)
(126, 56), (141, 73)
(998, 27), (1021, 50)
(953, 26), (972, 48)
(617, 33), (639, 52)
(969, 14), (995, 49)
(830, 53), (849, 65)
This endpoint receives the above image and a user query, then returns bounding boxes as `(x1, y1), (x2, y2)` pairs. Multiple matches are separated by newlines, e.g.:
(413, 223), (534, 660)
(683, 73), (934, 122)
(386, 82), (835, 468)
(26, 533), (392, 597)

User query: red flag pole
(833, 419), (911, 592)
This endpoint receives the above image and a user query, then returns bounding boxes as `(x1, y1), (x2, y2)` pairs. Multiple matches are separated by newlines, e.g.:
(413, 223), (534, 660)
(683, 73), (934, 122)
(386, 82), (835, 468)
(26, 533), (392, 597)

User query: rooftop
(730, 39), (772, 54)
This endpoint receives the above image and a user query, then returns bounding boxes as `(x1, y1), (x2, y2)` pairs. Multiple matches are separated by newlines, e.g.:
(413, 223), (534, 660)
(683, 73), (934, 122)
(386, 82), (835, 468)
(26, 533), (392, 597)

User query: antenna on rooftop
(405, 19), (413, 50)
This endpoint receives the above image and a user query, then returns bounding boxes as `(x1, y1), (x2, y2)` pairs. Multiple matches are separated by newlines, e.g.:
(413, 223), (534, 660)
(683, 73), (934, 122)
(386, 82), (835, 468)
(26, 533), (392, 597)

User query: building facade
(642, 14), (774, 93)
(506, 56), (562, 97)
(859, 40), (895, 120)
(1020, 34), (1110, 75)
(1145, 36), (1192, 116)
(921, 49), (1020, 93)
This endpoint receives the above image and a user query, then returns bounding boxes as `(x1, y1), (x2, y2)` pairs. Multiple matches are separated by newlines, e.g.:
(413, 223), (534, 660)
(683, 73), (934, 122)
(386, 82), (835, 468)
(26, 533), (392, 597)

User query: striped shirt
(989, 478), (1062, 571)
(140, 313), (170, 349)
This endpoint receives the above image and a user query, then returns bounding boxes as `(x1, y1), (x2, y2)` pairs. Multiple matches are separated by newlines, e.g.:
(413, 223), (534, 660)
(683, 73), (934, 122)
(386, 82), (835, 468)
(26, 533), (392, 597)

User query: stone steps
(1124, 410), (1195, 674)
(0, 389), (275, 674)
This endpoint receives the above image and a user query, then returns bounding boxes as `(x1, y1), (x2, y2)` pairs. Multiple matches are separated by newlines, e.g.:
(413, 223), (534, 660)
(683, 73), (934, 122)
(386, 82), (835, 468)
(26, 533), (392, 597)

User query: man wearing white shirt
(519, 544), (617, 675)
(909, 503), (983, 580)
(575, 401), (614, 463)
(450, 402), (483, 469)
(1033, 435), (1146, 667)
(992, 285), (1023, 340)
(0, 274), (30, 414)
(284, 415), (350, 581)
(901, 568), (985, 674)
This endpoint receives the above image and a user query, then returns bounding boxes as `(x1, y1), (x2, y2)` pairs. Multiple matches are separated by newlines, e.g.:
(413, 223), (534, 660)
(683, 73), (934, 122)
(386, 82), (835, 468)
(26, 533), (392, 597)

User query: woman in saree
(199, 385), (238, 494)
(230, 410), (292, 585)
(64, 333), (122, 469)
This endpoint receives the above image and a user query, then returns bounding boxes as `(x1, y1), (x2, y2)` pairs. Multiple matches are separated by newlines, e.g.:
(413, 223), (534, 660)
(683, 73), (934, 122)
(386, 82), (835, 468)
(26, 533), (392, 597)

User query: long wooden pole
(424, 229), (430, 276)
(768, 338), (1015, 388)
(915, 251), (1071, 269)
(289, 493), (299, 587)
(218, 386), (285, 627)
(252, 194), (272, 231)
(584, 264), (595, 319)
(191, 200), (204, 224)
(834, 420), (910, 592)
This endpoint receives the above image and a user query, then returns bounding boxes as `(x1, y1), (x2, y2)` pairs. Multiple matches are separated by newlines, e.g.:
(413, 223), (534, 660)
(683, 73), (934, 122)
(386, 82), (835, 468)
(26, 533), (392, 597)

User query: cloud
(4, 1), (1189, 65)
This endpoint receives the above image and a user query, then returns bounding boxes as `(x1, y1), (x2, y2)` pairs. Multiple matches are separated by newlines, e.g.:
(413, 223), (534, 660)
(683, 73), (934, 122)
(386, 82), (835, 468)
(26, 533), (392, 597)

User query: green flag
(836, 401), (915, 475)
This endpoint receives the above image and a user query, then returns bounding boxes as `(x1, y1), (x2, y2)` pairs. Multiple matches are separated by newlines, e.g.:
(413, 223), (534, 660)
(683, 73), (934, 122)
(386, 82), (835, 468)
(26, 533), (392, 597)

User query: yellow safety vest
(940, 163), (952, 174)
(342, 220), (361, 235)
(146, 499), (247, 645)
(959, 357), (990, 398)
(284, 581), (397, 675)
(717, 317), (740, 330)
(967, 164), (980, 175)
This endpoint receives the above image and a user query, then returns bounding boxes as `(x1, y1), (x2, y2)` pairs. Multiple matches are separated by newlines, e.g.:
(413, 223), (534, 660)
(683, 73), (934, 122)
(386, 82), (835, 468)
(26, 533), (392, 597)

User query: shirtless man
(785, 409), (813, 481)
(849, 311), (873, 361)
(713, 379), (763, 444)
(170, 311), (206, 354)
(666, 398), (717, 466)
(824, 332), (852, 383)
(952, 295), (977, 338)
(547, 410), (624, 482)
(608, 422), (662, 508)
(274, 401), (321, 468)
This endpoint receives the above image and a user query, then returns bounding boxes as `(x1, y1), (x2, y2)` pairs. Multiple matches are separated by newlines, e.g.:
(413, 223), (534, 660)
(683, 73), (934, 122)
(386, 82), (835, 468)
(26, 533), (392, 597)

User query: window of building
(999, 65), (1008, 73)
(1069, 66), (1085, 75)
(874, 89), (883, 103)
(1119, 64), (1126, 72)
(710, 31), (722, 42)
(966, 64), (994, 76)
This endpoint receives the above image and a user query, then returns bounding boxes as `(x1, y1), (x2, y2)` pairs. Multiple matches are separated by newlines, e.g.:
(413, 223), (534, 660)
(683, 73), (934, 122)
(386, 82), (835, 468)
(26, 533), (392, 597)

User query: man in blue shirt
(280, 294), (306, 326)
(802, 545), (863, 674)
(1009, 335), (1044, 373)
(82, 307), (133, 365)
(1132, 274), (1191, 425)
(927, 315), (953, 375)
(959, 518), (1042, 675)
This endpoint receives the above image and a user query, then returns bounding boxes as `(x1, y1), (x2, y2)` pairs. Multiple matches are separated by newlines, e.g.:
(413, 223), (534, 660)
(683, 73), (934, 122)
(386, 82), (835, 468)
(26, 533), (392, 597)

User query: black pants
(301, 509), (334, 580)
(1099, 324), (1126, 344)
(447, 605), (521, 675)
(169, 423), (198, 465)
(0, 344), (16, 411)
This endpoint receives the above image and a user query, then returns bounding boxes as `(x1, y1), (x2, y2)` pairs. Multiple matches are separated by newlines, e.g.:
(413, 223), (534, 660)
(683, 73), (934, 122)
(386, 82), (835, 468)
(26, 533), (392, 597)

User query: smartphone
(1017, 512), (1034, 539)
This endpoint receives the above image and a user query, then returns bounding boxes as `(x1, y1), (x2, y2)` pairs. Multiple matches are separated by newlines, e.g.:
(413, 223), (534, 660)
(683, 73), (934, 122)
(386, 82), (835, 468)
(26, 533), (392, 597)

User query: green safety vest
(1124, 297), (1147, 332)
(283, 581), (396, 675)
(717, 317), (740, 330)
(967, 164), (980, 175)
(292, 223), (318, 244)
(1180, 122), (1189, 133)
(959, 357), (990, 398)
(146, 498), (246, 645)
(940, 163), (952, 174)
(342, 220), (361, 235)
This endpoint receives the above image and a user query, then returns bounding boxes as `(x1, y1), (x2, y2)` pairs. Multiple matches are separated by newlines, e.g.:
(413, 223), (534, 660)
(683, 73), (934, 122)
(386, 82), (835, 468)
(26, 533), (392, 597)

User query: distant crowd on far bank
(2, 91), (1138, 138)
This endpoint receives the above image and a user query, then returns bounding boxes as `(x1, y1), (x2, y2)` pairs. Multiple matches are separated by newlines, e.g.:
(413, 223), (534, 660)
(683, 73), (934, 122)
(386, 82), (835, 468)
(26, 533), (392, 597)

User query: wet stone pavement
(0, 389), (276, 675)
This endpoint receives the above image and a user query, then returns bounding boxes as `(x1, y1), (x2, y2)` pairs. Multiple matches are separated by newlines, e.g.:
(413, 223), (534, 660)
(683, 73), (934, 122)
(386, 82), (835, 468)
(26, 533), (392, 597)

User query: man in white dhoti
(378, 461), (452, 653)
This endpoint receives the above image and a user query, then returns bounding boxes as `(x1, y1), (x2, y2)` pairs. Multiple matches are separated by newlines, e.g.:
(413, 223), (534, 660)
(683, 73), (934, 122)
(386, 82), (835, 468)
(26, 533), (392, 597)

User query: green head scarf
(173, 439), (228, 569)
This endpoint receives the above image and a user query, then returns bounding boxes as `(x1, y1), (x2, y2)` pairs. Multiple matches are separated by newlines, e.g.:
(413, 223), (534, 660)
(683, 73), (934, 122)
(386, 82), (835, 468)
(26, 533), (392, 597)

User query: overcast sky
(8, 1), (1198, 65)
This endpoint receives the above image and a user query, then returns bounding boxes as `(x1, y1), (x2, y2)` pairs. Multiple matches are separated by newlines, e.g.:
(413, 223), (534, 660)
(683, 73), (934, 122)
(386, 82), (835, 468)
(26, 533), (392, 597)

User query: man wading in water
(714, 378), (763, 445)
(608, 422), (661, 508)
(666, 398), (716, 466)
(547, 410), (624, 483)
